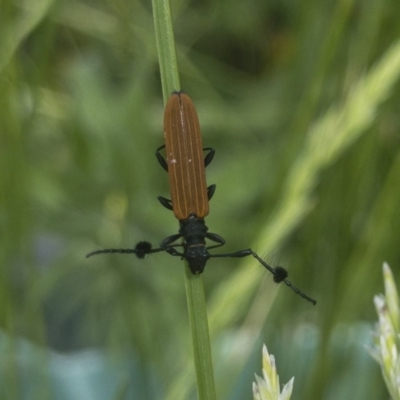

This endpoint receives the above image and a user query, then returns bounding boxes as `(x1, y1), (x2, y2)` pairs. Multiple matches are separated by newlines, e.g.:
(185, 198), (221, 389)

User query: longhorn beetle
(87, 92), (316, 305)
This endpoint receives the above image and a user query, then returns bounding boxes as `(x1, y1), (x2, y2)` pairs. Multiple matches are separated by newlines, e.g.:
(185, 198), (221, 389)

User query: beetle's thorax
(180, 213), (210, 274)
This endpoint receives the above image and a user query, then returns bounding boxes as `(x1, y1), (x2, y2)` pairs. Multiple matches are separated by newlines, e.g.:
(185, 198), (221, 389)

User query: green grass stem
(152, 0), (216, 399)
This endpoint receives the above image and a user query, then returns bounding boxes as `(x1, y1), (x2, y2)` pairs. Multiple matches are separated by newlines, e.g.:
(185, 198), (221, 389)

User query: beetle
(87, 92), (316, 305)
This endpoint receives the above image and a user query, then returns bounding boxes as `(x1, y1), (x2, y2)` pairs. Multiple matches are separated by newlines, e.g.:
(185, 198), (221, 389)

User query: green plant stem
(185, 268), (216, 400)
(152, 0), (180, 98)
(151, 0), (217, 399)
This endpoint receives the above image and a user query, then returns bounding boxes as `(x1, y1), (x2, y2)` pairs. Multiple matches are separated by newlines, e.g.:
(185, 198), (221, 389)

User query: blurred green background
(1, 0), (400, 399)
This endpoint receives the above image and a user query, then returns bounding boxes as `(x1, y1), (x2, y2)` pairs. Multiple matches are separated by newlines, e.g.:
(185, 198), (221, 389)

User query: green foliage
(1, 0), (400, 399)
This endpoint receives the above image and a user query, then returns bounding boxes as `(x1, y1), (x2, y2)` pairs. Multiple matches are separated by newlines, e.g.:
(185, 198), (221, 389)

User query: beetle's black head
(185, 245), (210, 274)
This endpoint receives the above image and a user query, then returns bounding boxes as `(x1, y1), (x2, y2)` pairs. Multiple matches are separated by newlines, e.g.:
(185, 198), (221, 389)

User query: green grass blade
(152, 1), (216, 399)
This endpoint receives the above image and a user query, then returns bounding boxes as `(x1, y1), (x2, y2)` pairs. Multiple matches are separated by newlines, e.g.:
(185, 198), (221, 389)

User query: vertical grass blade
(151, 0), (217, 398)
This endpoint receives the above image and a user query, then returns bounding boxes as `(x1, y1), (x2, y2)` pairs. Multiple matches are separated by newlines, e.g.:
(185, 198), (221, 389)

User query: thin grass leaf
(208, 39), (400, 334)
